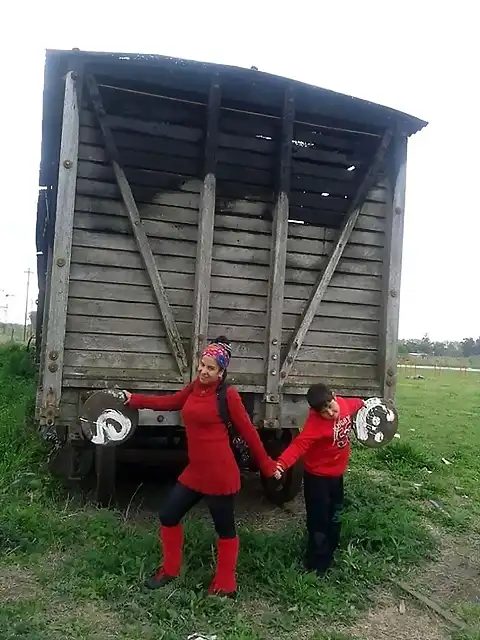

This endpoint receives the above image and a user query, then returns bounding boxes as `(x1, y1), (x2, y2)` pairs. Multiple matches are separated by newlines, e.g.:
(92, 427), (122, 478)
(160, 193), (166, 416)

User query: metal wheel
(261, 428), (304, 506)
(261, 460), (303, 505)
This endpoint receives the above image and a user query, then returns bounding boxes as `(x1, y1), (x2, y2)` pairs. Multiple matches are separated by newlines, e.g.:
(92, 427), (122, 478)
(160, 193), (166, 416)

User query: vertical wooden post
(39, 70), (80, 426)
(264, 86), (295, 424)
(380, 133), (408, 401)
(191, 77), (221, 379)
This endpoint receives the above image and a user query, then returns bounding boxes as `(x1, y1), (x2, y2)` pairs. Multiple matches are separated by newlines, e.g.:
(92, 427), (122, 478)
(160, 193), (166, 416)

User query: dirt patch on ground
(43, 599), (125, 640)
(0, 564), (39, 602)
(0, 553), (125, 639)
(412, 532), (480, 605)
(238, 592), (452, 640)
(349, 531), (480, 639)
(38, 551), (126, 638)
(350, 592), (450, 640)
(114, 472), (304, 533)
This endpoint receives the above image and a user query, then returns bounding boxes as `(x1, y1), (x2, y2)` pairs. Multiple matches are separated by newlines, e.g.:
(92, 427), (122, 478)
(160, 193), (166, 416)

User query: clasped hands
(273, 462), (285, 481)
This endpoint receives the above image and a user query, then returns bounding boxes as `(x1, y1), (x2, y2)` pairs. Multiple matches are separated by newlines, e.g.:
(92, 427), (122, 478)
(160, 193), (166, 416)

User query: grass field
(0, 344), (479, 640)
(0, 323), (29, 344)
(399, 354), (480, 370)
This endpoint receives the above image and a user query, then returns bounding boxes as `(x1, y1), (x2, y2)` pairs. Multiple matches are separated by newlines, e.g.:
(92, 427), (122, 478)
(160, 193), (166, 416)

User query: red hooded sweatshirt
(127, 379), (276, 495)
(278, 396), (365, 477)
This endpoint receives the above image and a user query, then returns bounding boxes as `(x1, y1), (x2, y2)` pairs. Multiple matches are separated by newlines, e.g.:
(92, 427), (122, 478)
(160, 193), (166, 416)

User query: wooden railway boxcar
(35, 49), (427, 505)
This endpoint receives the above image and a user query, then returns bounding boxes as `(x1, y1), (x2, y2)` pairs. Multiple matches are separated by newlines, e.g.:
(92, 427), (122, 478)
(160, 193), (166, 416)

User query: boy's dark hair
(306, 383), (334, 411)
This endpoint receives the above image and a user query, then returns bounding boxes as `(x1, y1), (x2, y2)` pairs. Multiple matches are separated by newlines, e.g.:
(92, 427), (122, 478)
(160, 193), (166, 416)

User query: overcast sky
(1, 1), (477, 340)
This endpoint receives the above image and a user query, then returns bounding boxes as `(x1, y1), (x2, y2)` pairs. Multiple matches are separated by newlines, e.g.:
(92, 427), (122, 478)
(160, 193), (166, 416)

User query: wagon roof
(38, 48), (427, 188)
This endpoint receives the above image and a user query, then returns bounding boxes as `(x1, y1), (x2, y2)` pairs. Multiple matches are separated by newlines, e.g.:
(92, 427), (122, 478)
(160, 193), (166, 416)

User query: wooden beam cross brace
(85, 74), (189, 381)
(279, 128), (394, 387)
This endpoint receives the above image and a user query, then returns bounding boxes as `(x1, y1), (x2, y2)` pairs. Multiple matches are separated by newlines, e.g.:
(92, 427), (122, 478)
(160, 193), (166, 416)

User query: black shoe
(144, 570), (177, 590)
(304, 558), (333, 577)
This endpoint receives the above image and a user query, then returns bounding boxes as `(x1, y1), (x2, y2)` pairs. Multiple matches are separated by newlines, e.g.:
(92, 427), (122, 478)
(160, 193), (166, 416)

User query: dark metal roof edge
(43, 48), (428, 136)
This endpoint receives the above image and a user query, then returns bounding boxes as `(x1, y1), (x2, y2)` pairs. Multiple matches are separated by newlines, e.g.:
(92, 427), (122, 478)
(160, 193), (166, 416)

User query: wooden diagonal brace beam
(85, 75), (189, 381)
(191, 78), (221, 379)
(279, 128), (394, 387)
(264, 86), (295, 419)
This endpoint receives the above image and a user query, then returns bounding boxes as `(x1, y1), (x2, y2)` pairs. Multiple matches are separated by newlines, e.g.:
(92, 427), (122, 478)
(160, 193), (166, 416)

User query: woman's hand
(273, 463), (285, 480)
(122, 390), (132, 404)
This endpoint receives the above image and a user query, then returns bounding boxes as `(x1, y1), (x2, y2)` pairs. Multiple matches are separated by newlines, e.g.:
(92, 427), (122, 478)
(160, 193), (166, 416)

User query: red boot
(145, 524), (183, 589)
(208, 537), (239, 597)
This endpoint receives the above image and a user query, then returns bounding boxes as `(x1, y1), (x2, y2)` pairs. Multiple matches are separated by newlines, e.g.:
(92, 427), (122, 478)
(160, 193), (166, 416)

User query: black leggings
(160, 482), (237, 539)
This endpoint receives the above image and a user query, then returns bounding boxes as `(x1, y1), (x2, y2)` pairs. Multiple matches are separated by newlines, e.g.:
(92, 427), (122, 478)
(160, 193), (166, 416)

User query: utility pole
(23, 268), (33, 342)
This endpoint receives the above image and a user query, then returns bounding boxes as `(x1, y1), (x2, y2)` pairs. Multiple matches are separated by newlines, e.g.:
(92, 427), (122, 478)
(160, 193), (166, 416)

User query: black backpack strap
(216, 382), (250, 469)
(216, 382), (232, 429)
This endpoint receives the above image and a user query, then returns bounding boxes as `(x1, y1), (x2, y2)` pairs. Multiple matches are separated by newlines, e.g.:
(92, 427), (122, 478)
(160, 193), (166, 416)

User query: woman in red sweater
(124, 337), (276, 596)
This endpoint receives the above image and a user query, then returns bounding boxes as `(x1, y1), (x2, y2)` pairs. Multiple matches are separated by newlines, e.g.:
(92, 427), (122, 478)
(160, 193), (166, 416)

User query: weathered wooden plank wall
(59, 81), (385, 429)
(281, 121), (386, 394)
(209, 111), (385, 394)
(65, 88), (208, 389)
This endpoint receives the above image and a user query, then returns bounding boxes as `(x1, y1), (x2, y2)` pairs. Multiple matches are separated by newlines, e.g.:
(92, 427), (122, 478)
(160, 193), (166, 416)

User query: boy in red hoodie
(274, 382), (364, 576)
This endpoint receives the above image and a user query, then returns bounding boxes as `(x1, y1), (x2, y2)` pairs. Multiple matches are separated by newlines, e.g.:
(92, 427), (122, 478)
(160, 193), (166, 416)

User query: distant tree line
(398, 334), (480, 358)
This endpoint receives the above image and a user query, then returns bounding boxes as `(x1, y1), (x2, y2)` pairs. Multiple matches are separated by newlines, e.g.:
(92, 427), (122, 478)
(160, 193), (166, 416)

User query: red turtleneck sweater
(127, 380), (276, 495)
(278, 397), (365, 477)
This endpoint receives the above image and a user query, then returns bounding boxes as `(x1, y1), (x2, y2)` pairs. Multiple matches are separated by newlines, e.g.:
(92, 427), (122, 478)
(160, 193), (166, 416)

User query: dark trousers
(303, 471), (344, 574)
(160, 482), (237, 539)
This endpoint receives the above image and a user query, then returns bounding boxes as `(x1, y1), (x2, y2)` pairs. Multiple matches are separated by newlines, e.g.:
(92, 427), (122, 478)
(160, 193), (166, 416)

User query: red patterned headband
(201, 343), (231, 370)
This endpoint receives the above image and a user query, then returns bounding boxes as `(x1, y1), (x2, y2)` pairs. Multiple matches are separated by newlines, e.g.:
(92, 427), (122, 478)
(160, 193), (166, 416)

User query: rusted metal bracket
(191, 77), (222, 379)
(264, 85), (295, 419)
(279, 128), (394, 386)
(85, 74), (189, 382)
(39, 387), (60, 427)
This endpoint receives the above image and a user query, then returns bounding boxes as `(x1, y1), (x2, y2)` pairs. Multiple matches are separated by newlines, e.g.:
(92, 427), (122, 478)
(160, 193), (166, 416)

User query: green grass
(353, 371), (480, 533)
(0, 345), (479, 639)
